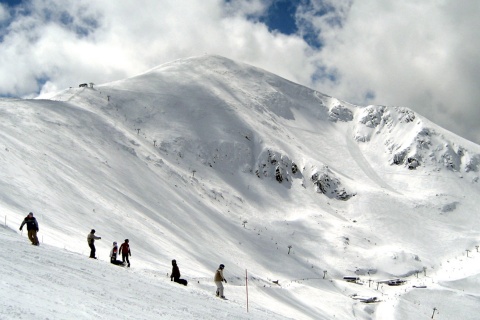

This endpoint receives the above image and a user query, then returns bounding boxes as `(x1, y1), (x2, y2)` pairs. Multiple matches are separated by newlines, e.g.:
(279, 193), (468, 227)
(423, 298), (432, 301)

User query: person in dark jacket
(19, 212), (39, 245)
(87, 229), (101, 259)
(109, 242), (124, 266)
(119, 239), (131, 267)
(170, 259), (188, 286)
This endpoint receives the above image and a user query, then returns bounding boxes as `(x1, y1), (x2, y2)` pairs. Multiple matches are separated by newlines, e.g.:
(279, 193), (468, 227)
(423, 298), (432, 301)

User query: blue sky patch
(260, 0), (300, 35)
(2, 0), (24, 7)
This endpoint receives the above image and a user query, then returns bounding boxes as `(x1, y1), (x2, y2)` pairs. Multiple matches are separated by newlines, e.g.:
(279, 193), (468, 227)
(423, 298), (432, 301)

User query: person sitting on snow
(170, 259), (188, 286)
(110, 242), (125, 266)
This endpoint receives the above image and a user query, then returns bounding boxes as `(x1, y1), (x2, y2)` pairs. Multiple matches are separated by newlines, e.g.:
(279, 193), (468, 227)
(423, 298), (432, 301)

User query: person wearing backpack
(119, 239), (131, 267)
(19, 212), (39, 246)
(214, 264), (227, 299)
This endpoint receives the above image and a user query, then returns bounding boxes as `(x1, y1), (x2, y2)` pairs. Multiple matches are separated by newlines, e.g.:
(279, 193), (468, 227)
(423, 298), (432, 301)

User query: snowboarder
(214, 264), (227, 298)
(170, 259), (188, 286)
(119, 239), (131, 267)
(19, 212), (39, 245)
(109, 242), (124, 266)
(87, 229), (101, 259)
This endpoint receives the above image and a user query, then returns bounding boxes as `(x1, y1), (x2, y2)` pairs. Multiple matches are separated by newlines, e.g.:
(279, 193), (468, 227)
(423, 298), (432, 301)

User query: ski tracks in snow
(345, 127), (401, 195)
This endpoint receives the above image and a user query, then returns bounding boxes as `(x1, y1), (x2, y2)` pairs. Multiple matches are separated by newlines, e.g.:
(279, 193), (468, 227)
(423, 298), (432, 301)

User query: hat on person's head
(91, 229), (95, 233)
(219, 264), (225, 269)
(125, 239), (129, 242)
(113, 241), (117, 245)
(28, 212), (33, 216)
(172, 259), (176, 264)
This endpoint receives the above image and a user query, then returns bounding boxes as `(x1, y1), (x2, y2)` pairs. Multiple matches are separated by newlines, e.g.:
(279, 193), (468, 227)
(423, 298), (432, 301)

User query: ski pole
(246, 269), (249, 313)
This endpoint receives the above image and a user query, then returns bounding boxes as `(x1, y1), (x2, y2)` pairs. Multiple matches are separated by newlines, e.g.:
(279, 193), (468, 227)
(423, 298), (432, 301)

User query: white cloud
(0, 0), (311, 97)
(0, 4), (9, 23)
(301, 0), (480, 144)
(0, 0), (479, 144)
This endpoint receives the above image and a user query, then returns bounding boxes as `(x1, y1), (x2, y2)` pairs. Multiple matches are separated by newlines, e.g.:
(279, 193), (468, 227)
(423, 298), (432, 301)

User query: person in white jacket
(87, 229), (101, 259)
(109, 242), (124, 266)
(213, 264), (227, 298)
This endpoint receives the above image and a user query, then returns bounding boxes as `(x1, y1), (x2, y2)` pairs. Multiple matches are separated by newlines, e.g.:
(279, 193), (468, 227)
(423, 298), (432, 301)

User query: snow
(0, 226), (285, 320)
(1, 54), (480, 319)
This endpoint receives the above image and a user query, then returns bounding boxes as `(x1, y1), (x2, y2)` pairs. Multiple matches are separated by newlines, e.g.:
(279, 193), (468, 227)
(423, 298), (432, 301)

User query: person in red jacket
(119, 239), (131, 267)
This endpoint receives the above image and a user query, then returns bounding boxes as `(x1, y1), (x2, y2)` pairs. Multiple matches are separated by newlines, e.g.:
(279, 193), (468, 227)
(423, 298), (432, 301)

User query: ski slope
(1, 55), (480, 319)
(0, 225), (288, 320)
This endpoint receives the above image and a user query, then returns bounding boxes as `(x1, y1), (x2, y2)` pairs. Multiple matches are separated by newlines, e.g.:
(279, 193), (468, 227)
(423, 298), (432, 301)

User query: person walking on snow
(214, 264), (227, 298)
(19, 212), (39, 245)
(119, 239), (131, 267)
(87, 229), (101, 259)
(171, 259), (188, 286)
(110, 242), (124, 266)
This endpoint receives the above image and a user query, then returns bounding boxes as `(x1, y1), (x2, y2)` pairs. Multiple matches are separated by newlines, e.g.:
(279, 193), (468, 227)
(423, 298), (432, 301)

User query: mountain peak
(3, 55), (480, 319)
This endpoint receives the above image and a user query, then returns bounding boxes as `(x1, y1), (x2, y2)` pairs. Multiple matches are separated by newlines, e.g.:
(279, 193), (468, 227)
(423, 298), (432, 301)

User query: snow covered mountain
(1, 55), (480, 319)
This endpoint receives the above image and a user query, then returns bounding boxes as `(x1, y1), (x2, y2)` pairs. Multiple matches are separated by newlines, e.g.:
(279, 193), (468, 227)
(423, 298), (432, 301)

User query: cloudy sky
(1, 0), (479, 144)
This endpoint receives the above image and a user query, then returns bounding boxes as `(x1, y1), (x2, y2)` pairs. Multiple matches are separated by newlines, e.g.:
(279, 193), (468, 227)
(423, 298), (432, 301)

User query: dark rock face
(311, 168), (355, 201)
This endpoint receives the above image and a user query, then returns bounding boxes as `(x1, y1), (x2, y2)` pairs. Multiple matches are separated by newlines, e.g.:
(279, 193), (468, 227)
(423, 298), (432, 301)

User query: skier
(170, 259), (188, 286)
(109, 242), (124, 266)
(119, 239), (131, 267)
(19, 212), (39, 245)
(87, 229), (101, 259)
(214, 264), (227, 299)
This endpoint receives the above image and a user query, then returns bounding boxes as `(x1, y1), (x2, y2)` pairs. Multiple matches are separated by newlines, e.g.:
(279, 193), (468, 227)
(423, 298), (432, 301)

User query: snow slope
(0, 225), (286, 320)
(1, 55), (480, 319)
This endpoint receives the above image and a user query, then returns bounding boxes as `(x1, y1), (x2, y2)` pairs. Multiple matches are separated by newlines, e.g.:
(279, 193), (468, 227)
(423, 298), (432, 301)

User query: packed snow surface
(1, 55), (480, 319)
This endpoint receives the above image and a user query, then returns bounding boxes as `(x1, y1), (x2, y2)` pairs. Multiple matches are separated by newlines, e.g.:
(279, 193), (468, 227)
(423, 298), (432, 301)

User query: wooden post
(431, 307), (437, 319)
(245, 269), (249, 313)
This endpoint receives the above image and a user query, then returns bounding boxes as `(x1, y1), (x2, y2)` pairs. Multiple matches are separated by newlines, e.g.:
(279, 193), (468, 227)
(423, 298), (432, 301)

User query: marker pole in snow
(4, 215), (6, 227)
(245, 269), (249, 313)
